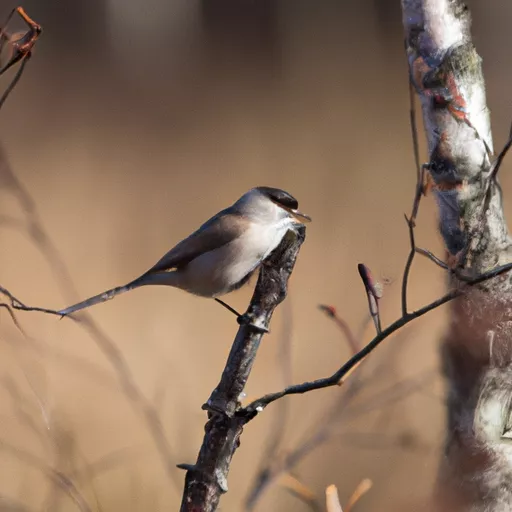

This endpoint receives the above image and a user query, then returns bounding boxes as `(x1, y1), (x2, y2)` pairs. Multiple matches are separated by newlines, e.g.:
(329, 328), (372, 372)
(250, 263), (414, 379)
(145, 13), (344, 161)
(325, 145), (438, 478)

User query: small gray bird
(58, 186), (311, 319)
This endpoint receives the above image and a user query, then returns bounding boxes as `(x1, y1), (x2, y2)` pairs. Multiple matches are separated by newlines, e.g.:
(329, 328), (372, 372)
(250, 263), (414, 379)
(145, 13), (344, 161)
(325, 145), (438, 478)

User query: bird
(57, 186), (311, 326)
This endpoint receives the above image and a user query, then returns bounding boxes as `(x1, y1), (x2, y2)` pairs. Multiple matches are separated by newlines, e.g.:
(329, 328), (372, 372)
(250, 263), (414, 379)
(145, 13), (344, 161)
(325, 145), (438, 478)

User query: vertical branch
(179, 227), (306, 512)
(401, 85), (427, 316)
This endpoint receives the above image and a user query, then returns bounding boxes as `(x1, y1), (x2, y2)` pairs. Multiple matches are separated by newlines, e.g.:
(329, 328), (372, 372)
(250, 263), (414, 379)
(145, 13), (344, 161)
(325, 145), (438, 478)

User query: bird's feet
(214, 298), (269, 334)
(237, 314), (269, 334)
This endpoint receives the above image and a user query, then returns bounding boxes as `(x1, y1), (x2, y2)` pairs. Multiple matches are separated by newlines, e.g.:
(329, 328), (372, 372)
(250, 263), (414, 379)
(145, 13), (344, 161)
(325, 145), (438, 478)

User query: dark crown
(256, 186), (298, 210)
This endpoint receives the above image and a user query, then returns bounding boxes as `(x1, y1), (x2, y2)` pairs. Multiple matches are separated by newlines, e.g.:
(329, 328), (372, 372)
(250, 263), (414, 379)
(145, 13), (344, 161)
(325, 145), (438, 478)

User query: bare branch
(487, 121), (512, 183)
(0, 439), (91, 512)
(0, 301), (25, 333)
(0, 147), (181, 489)
(245, 360), (433, 510)
(401, 161), (427, 316)
(318, 305), (360, 354)
(0, 7), (41, 110)
(241, 260), (512, 416)
(0, 285), (63, 317)
(357, 264), (382, 334)
(415, 247), (449, 270)
(179, 227), (305, 512)
(401, 89), (429, 317)
(0, 53), (30, 109)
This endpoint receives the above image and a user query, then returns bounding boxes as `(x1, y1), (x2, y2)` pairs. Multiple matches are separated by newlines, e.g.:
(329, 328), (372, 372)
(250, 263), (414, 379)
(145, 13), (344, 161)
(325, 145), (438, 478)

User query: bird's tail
(58, 278), (144, 316)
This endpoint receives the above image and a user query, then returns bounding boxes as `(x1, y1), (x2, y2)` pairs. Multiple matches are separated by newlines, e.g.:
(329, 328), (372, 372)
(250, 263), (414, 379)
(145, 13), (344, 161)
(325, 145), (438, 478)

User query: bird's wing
(145, 210), (249, 274)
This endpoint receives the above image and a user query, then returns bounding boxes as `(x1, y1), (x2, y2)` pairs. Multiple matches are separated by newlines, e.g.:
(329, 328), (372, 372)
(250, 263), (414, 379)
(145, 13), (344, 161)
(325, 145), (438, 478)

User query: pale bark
(402, 1), (512, 510)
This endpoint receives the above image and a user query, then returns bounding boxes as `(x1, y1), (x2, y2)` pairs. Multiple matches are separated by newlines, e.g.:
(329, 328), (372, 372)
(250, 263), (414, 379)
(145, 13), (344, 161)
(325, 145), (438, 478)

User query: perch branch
(179, 227), (306, 512)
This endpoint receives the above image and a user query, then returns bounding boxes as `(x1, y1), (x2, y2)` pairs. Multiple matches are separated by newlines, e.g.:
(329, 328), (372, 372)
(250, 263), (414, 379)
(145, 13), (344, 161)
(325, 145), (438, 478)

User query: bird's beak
(288, 208), (312, 224)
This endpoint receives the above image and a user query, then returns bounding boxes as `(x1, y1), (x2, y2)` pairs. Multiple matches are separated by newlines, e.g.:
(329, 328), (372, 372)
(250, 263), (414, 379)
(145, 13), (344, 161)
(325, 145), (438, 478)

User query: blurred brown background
(0, 0), (510, 510)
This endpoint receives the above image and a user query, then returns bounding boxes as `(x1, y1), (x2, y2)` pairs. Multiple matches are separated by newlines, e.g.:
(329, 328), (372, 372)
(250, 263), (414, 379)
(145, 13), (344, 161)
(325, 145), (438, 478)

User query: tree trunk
(401, 1), (512, 510)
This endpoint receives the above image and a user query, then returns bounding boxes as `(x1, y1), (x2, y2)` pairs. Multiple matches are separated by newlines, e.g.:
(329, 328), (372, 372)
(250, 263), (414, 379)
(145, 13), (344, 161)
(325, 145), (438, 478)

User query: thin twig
(242, 295), (453, 413)
(401, 164), (426, 316)
(241, 260), (512, 416)
(318, 305), (360, 354)
(409, 81), (422, 196)
(341, 369), (436, 420)
(0, 147), (181, 489)
(80, 316), (182, 489)
(402, 83), (429, 317)
(480, 121), (512, 217)
(0, 8), (41, 73)
(487, 120), (512, 183)
(415, 247), (449, 270)
(1, 376), (48, 447)
(402, 0), (512, 508)
(246, 365), (433, 509)
(245, 330), (363, 510)
(401, 215), (416, 316)
(357, 264), (382, 334)
(0, 286), (63, 317)
(0, 301), (25, 333)
(0, 52), (29, 109)
(70, 446), (140, 481)
(0, 439), (91, 512)
(245, 321), (426, 509)
(0, 7), (41, 110)
(70, 451), (105, 512)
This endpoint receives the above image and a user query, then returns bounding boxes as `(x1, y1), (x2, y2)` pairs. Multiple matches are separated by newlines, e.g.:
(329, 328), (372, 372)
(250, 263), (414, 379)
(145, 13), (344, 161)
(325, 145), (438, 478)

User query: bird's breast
(176, 219), (292, 297)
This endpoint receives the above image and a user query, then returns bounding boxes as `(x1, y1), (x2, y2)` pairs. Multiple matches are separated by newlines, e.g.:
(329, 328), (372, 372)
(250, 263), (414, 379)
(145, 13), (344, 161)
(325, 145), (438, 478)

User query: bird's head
(235, 186), (312, 225)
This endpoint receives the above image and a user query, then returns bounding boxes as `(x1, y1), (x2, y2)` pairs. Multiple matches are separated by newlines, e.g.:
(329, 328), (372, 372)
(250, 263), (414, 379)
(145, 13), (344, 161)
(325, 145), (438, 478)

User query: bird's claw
(237, 314), (269, 334)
